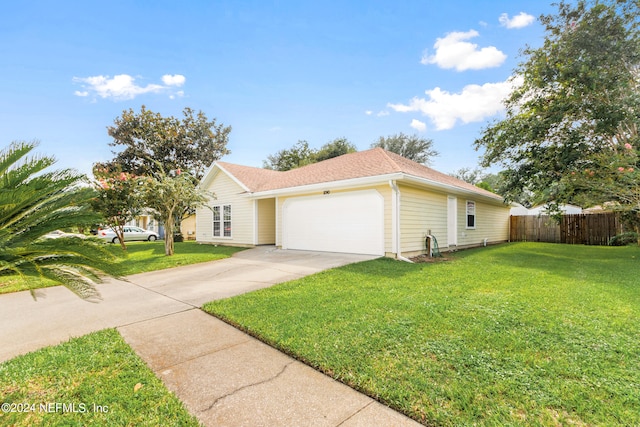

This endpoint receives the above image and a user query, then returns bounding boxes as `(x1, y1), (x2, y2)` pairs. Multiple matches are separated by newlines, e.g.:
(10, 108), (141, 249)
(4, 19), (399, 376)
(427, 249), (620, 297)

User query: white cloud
(73, 74), (185, 100)
(410, 119), (427, 132)
(162, 74), (186, 86)
(366, 110), (390, 117)
(388, 76), (523, 130)
(499, 12), (535, 29)
(169, 90), (185, 100)
(422, 30), (506, 71)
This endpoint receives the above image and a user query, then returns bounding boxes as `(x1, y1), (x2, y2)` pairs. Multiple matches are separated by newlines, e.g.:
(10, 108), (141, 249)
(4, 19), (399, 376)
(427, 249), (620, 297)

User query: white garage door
(282, 190), (384, 256)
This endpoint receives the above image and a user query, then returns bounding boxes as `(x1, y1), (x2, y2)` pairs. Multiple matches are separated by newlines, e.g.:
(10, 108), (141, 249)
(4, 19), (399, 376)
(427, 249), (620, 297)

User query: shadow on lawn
(485, 242), (640, 291)
(341, 257), (429, 279)
(108, 241), (245, 256)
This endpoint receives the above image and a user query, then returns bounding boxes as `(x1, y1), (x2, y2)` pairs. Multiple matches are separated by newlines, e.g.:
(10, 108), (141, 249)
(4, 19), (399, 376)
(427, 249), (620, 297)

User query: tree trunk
(112, 224), (127, 251)
(164, 214), (174, 256)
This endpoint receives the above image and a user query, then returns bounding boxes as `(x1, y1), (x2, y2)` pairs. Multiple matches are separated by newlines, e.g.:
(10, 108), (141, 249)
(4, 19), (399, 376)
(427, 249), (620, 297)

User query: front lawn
(0, 329), (200, 426)
(0, 241), (245, 295)
(203, 243), (640, 426)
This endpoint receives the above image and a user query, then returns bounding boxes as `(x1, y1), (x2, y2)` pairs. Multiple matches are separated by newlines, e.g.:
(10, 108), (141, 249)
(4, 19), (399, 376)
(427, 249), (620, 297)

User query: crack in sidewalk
(155, 338), (252, 373)
(336, 401), (374, 426)
(200, 360), (295, 413)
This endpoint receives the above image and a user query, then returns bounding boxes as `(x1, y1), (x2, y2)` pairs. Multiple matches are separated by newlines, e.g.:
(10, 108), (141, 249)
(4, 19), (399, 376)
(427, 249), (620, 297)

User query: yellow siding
(398, 185), (510, 256)
(196, 171), (254, 246)
(180, 214), (197, 240)
(276, 185), (393, 253)
(257, 198), (276, 244)
(399, 185), (448, 254)
(456, 198), (510, 247)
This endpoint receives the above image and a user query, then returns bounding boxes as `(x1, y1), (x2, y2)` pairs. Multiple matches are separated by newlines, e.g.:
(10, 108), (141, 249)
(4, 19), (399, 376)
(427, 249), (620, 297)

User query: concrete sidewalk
(0, 247), (421, 426)
(119, 309), (421, 426)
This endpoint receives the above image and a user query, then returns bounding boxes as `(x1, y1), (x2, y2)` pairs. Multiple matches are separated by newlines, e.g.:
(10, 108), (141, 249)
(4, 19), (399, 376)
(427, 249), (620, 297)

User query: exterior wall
(196, 167), (508, 255)
(454, 197), (510, 249)
(398, 185), (510, 256)
(275, 185), (393, 254)
(196, 170), (254, 246)
(398, 185), (448, 255)
(256, 198), (276, 244)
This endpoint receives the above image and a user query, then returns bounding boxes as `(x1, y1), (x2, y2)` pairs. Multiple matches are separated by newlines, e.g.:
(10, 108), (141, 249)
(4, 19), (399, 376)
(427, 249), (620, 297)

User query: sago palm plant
(0, 141), (116, 300)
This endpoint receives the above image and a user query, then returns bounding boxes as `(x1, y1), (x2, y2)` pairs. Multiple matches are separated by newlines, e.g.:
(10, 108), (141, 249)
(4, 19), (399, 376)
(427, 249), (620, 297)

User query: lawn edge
(199, 307), (423, 425)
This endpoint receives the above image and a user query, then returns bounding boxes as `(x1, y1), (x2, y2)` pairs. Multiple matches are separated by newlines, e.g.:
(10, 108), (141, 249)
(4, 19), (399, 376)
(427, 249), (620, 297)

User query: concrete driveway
(0, 246), (374, 362)
(0, 246), (422, 426)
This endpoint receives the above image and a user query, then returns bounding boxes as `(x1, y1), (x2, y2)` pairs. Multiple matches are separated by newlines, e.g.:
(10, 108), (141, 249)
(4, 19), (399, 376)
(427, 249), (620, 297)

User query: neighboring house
(196, 148), (510, 258)
(126, 211), (162, 237)
(126, 212), (196, 240)
(180, 213), (197, 240)
(510, 203), (583, 216)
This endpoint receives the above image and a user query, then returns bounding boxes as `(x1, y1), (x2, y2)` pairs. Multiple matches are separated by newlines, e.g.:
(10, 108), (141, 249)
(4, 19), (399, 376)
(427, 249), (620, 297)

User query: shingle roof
(216, 148), (501, 199)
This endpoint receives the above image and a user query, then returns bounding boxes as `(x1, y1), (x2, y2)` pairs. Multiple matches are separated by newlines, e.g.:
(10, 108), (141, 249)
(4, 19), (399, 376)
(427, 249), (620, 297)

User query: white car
(97, 226), (160, 243)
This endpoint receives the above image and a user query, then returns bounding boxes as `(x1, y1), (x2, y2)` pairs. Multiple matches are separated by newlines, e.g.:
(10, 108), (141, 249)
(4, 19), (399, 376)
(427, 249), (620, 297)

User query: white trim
(447, 196), (458, 247)
(275, 196), (280, 247)
(389, 180), (399, 257)
(253, 199), (258, 245)
(216, 163), (251, 192)
(200, 162), (251, 193)
(246, 172), (504, 205)
(212, 203), (233, 239)
(251, 173), (404, 198)
(466, 200), (477, 230)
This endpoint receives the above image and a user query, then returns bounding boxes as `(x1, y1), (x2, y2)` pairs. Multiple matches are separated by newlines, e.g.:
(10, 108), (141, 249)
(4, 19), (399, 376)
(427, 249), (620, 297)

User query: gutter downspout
(389, 180), (413, 263)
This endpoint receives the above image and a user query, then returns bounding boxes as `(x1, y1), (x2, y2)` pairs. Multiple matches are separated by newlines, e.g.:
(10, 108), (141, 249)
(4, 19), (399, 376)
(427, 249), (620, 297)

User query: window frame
(466, 200), (476, 230)
(212, 204), (232, 238)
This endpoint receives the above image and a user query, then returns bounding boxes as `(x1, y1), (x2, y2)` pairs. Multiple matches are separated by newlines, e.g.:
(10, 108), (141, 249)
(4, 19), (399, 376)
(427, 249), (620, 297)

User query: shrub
(609, 232), (639, 246)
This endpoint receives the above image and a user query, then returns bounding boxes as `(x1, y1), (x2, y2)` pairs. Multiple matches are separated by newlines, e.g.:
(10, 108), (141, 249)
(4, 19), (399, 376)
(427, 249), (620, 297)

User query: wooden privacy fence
(510, 213), (622, 245)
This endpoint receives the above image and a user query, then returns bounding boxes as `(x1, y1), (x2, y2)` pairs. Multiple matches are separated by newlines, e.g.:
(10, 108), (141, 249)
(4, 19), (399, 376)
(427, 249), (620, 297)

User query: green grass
(203, 243), (640, 426)
(0, 241), (245, 295)
(0, 329), (200, 427)
(109, 241), (244, 276)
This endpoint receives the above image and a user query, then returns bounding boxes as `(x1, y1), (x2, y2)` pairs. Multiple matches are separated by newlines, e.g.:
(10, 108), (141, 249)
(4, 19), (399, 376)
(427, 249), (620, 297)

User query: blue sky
(1, 1), (558, 176)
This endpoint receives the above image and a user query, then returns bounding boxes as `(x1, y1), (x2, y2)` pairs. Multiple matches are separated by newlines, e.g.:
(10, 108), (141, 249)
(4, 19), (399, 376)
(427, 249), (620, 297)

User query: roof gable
(208, 148), (501, 199)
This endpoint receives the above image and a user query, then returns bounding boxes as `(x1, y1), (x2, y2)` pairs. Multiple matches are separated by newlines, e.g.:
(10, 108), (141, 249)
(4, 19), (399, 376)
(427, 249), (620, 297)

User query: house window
(466, 200), (476, 229)
(223, 205), (232, 237)
(212, 204), (232, 237)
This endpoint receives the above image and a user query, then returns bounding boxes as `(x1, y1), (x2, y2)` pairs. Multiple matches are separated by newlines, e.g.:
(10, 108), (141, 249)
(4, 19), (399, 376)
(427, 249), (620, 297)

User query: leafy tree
(371, 133), (439, 165)
(140, 167), (210, 256)
(566, 141), (640, 241)
(263, 140), (315, 171)
(475, 0), (640, 207)
(451, 167), (486, 185)
(314, 137), (357, 162)
(451, 168), (505, 194)
(476, 172), (506, 195)
(91, 167), (144, 251)
(0, 141), (116, 300)
(263, 138), (358, 171)
(101, 106), (231, 180)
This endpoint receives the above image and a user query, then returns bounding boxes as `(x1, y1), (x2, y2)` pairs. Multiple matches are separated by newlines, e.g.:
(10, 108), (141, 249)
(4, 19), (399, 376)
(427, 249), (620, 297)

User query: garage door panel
(282, 190), (384, 256)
